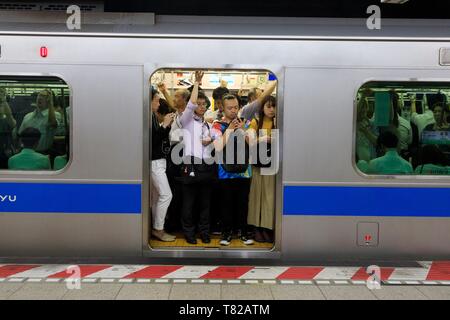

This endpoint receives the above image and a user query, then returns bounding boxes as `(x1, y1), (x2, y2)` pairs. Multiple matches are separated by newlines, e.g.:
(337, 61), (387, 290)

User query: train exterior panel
(0, 16), (450, 261)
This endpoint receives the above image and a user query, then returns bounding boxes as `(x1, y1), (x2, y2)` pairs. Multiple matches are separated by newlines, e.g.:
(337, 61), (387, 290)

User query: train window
(0, 76), (70, 172)
(355, 81), (450, 176)
(149, 68), (278, 249)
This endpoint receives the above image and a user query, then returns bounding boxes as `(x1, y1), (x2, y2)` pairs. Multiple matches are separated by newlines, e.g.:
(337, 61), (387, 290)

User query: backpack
(220, 122), (250, 173)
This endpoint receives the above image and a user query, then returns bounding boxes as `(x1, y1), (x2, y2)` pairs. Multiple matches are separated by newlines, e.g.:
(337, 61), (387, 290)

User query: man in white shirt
(18, 89), (61, 153)
(409, 94), (435, 138)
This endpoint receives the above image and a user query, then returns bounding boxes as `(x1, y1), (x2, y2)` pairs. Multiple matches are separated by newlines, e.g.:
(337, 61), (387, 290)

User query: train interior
(356, 81), (450, 175)
(149, 69), (279, 250)
(0, 76), (70, 170)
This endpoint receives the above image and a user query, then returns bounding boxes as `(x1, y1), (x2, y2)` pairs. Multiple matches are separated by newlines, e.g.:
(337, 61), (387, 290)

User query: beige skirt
(247, 166), (275, 230)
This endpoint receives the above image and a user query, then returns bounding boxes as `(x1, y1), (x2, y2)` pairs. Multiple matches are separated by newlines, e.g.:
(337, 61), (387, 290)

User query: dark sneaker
(201, 234), (211, 244)
(219, 233), (232, 246)
(185, 236), (197, 245)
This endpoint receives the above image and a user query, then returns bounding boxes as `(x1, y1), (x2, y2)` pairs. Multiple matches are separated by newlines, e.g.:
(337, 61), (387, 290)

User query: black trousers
(181, 182), (211, 238)
(219, 178), (251, 234)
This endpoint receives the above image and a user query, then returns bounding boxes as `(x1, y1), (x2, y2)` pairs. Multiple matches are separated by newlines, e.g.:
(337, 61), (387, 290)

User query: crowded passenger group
(356, 90), (450, 175)
(0, 87), (68, 171)
(150, 71), (278, 245)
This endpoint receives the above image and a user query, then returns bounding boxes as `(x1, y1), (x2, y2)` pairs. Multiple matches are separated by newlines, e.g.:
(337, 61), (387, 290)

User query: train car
(1, 11), (450, 263)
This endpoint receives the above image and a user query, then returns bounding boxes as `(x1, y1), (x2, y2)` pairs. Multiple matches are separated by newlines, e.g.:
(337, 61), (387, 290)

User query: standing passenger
(179, 71), (215, 244)
(211, 94), (254, 246)
(0, 88), (16, 169)
(150, 87), (177, 242)
(247, 96), (277, 243)
(18, 89), (61, 154)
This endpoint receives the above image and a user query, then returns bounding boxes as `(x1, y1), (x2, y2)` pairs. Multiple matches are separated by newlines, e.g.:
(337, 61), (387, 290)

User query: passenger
(391, 91), (412, 155)
(157, 83), (189, 233)
(54, 154), (68, 170)
(367, 131), (413, 175)
(211, 94), (254, 246)
(150, 87), (177, 242)
(415, 145), (450, 175)
(423, 103), (450, 132)
(18, 89), (61, 153)
(410, 94), (435, 138)
(8, 127), (50, 170)
(179, 71), (215, 244)
(247, 87), (263, 104)
(356, 98), (377, 162)
(0, 88), (16, 169)
(205, 86), (229, 124)
(240, 81), (277, 121)
(247, 96), (277, 243)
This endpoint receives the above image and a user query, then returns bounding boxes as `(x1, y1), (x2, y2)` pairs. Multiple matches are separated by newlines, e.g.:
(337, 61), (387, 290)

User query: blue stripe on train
(283, 185), (450, 217)
(0, 183), (141, 214)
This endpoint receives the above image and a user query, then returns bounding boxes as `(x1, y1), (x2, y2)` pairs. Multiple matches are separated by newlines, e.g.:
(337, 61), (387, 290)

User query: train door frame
(142, 63), (284, 259)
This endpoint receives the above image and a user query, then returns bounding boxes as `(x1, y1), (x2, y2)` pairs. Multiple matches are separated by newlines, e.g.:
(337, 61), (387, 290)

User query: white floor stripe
(154, 279), (169, 283)
(334, 280), (350, 285)
(316, 280), (331, 285)
(137, 279), (151, 283)
(163, 266), (217, 279)
(118, 279), (134, 283)
(245, 280), (259, 284)
(388, 268), (430, 281)
(86, 265), (147, 279)
(227, 280), (241, 284)
(352, 281), (367, 285)
(99, 279), (115, 283)
(298, 281), (313, 285)
(173, 279), (188, 284)
(191, 279), (205, 284)
(422, 281), (438, 285)
(386, 280), (402, 285)
(208, 280), (223, 284)
(81, 278), (97, 283)
(263, 280), (277, 285)
(280, 280), (295, 285)
(27, 278), (42, 283)
(439, 281), (450, 285)
(314, 267), (360, 280)
(45, 278), (61, 283)
(404, 281), (421, 285)
(0, 278), (5, 282)
(239, 267), (289, 280)
(8, 278), (24, 282)
(10, 265), (71, 278)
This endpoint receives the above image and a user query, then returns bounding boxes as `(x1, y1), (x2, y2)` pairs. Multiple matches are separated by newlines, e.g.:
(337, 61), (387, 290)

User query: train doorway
(147, 68), (281, 251)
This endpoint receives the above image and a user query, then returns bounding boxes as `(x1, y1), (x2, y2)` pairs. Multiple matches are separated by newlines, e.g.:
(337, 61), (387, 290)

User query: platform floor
(0, 262), (449, 300)
(0, 282), (449, 300)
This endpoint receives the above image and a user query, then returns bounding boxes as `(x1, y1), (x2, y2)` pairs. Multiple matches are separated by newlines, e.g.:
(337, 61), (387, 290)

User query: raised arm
(257, 80), (277, 105)
(157, 83), (175, 110)
(240, 80), (277, 120)
(180, 71), (204, 126)
(189, 71), (204, 105)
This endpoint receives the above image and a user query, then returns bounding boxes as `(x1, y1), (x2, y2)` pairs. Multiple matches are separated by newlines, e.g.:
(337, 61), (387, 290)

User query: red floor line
(426, 261), (450, 281)
(48, 265), (112, 278)
(0, 265), (41, 278)
(276, 267), (324, 280)
(351, 267), (395, 281)
(201, 266), (255, 279)
(125, 265), (184, 279)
